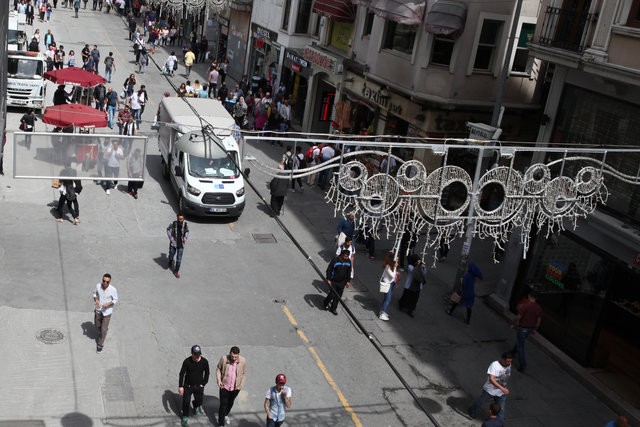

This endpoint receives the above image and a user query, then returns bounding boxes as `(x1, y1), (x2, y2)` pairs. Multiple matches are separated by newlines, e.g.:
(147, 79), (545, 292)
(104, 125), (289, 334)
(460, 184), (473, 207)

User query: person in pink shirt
(215, 347), (247, 427)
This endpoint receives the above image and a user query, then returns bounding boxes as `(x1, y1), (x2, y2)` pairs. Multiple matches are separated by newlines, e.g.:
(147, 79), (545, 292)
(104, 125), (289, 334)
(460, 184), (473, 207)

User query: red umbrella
(42, 104), (108, 128)
(44, 67), (106, 87)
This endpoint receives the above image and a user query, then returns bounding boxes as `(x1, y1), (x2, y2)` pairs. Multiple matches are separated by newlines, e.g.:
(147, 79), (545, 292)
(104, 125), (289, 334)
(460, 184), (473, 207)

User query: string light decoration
(243, 136), (640, 265)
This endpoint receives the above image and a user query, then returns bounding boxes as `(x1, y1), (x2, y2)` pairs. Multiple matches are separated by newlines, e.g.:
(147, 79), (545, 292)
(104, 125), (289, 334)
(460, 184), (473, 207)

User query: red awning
(312, 0), (356, 22)
(42, 104), (108, 128)
(44, 67), (106, 87)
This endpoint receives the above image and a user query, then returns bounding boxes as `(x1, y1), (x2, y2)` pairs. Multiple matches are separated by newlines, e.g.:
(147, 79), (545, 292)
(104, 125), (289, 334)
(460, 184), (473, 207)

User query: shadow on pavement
(303, 292), (327, 311)
(61, 412), (92, 427)
(153, 253), (170, 270)
(161, 389), (180, 417)
(80, 321), (98, 341)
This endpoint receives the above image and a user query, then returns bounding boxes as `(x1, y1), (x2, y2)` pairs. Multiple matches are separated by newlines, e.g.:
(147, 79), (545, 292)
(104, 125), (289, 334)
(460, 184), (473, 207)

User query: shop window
(311, 14), (321, 37)
(430, 35), (455, 66)
(295, 0), (314, 34)
(282, 0), (292, 31)
(473, 20), (502, 71)
(362, 12), (374, 37)
(383, 21), (417, 56)
(511, 23), (535, 73)
(627, 0), (640, 28)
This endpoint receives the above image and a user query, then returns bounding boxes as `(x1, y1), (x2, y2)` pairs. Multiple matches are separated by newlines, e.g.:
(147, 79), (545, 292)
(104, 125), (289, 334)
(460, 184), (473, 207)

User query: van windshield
(8, 57), (44, 79)
(188, 152), (239, 179)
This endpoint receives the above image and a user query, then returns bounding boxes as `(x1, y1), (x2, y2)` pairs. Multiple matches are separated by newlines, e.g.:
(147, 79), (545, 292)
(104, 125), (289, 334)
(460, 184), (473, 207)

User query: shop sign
(292, 63), (301, 72)
(251, 23), (278, 42)
(545, 260), (566, 289)
(286, 50), (308, 68)
(361, 86), (403, 116)
(303, 46), (336, 73)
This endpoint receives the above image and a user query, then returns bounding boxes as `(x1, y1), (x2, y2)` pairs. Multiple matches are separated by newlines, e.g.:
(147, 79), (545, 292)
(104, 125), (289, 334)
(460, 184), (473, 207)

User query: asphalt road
(0, 6), (624, 427)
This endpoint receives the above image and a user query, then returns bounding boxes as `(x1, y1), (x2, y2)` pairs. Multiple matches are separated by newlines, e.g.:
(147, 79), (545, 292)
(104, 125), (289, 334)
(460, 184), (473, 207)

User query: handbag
(450, 291), (461, 303)
(379, 277), (391, 293)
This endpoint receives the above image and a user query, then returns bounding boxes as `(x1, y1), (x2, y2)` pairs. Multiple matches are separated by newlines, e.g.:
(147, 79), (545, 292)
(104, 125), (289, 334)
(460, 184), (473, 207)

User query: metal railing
(538, 6), (597, 53)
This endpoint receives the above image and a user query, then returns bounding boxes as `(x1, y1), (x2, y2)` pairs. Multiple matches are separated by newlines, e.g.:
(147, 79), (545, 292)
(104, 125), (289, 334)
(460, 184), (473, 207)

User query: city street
(0, 6), (626, 427)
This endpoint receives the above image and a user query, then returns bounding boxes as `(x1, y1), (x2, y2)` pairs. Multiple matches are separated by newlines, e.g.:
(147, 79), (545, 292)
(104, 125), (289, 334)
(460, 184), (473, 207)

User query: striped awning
(425, 0), (467, 38)
(353, 0), (426, 26)
(312, 0), (357, 22)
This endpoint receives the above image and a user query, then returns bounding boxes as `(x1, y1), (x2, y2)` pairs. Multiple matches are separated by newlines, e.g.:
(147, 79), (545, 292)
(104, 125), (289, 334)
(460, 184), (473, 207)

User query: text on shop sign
(361, 86), (403, 115)
(303, 47), (335, 72)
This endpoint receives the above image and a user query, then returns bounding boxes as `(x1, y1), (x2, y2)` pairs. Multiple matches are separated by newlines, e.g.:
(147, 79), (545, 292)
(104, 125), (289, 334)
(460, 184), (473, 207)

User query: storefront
(281, 48), (311, 126)
(225, 6), (251, 82)
(205, 13), (229, 63)
(512, 214), (640, 405)
(302, 46), (342, 134)
(248, 23), (281, 94)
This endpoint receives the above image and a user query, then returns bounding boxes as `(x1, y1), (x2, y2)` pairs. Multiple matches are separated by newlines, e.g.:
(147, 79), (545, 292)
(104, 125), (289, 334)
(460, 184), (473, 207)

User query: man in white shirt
(104, 140), (124, 194)
(93, 273), (118, 353)
(278, 98), (291, 122)
(468, 352), (512, 422)
(318, 144), (336, 190)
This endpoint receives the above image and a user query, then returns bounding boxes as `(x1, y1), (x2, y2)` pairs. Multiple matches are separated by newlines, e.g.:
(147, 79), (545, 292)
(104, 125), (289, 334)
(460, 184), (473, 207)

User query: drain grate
(252, 233), (277, 243)
(36, 328), (65, 344)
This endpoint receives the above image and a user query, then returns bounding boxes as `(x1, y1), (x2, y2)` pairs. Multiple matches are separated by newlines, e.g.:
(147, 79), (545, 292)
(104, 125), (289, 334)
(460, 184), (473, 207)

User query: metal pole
(451, 145), (485, 291)
(491, 0), (525, 127)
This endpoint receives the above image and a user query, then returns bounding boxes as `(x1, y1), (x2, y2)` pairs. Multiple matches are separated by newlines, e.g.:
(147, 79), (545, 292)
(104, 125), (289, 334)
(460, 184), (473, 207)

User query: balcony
(537, 6), (598, 53)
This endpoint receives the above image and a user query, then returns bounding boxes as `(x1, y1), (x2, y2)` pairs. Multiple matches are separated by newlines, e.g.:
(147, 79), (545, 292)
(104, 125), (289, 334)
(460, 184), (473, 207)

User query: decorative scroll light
(159, 0), (227, 15)
(243, 136), (640, 264)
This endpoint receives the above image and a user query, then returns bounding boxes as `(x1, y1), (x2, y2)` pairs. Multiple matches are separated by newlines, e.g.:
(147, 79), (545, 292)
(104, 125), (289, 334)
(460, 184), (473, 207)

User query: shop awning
(312, 0), (356, 22)
(425, 0), (467, 38)
(353, 0), (426, 26)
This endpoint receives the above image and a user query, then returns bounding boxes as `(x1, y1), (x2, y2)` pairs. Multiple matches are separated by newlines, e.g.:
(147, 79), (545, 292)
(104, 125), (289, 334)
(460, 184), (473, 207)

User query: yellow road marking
(281, 306), (363, 427)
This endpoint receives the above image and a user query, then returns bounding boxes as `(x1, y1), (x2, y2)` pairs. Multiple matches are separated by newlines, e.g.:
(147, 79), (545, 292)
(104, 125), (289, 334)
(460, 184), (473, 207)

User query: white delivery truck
(157, 97), (248, 218)
(7, 50), (47, 112)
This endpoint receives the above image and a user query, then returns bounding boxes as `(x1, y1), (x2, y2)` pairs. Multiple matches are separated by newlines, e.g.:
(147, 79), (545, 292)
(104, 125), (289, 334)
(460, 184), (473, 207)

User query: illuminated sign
(545, 260), (566, 289)
(303, 46), (336, 73)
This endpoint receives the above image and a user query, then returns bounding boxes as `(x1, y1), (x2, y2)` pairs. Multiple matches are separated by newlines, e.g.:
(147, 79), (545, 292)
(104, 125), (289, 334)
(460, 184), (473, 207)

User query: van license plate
(208, 207), (227, 213)
(13, 100), (27, 105)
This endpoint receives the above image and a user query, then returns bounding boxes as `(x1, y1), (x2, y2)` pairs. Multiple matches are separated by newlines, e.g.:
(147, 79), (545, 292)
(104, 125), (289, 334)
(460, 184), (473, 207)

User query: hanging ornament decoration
(244, 136), (639, 265)
(208, 0), (230, 13)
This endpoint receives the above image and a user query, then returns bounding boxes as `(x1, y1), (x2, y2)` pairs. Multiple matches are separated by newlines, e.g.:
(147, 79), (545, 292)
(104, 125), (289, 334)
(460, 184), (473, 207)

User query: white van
(157, 97), (247, 218)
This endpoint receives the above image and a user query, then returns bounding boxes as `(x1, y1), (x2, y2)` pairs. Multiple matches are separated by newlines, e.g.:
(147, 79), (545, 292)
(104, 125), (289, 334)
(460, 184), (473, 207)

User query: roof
(175, 130), (238, 157)
(161, 97), (235, 136)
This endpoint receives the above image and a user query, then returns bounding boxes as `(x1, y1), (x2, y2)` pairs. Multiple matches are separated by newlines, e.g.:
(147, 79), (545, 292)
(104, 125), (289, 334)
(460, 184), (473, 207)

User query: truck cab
(7, 50), (47, 112)
(157, 98), (247, 218)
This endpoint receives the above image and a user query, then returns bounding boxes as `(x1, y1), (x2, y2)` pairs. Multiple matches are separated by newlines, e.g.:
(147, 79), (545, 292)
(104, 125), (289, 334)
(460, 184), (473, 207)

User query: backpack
(306, 146), (317, 162)
(284, 153), (294, 171)
(297, 153), (307, 169)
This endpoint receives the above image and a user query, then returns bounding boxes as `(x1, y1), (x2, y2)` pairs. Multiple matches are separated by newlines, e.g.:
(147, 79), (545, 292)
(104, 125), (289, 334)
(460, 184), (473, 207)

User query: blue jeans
(468, 390), (506, 422)
(380, 282), (395, 314)
(515, 327), (533, 370)
(266, 418), (283, 427)
(107, 105), (116, 127)
(132, 108), (141, 129)
(104, 66), (113, 82)
(168, 245), (184, 272)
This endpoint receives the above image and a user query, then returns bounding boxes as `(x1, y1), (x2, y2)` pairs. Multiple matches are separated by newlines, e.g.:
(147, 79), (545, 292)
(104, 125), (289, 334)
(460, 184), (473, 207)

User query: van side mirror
(174, 166), (183, 176)
(243, 168), (250, 178)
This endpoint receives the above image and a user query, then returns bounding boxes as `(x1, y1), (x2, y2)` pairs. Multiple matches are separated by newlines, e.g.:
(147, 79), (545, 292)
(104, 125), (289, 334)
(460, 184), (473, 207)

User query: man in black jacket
(179, 345), (210, 426)
(323, 250), (352, 315)
(269, 163), (290, 216)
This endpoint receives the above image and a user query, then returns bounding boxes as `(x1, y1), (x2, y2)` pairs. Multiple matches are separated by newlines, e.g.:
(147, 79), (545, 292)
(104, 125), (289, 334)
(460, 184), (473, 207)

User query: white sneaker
(379, 312), (389, 321)
(106, 189), (110, 195)
(225, 415), (231, 424)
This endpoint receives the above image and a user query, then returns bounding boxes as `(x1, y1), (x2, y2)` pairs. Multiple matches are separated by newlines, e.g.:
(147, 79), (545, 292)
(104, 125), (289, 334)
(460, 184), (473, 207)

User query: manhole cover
(36, 328), (65, 344)
(252, 233), (277, 243)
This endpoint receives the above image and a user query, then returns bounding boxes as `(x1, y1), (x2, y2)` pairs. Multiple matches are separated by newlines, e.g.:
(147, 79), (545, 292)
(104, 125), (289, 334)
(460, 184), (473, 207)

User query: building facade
(496, 0), (640, 412)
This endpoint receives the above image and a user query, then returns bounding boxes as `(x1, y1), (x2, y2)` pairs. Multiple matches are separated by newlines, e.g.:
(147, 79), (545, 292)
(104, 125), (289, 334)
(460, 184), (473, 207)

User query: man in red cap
(264, 373), (292, 427)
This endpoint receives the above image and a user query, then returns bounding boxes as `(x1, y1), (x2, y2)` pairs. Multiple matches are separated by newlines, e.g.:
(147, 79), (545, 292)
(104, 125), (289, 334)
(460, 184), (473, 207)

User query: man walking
(511, 291), (542, 372)
(323, 249), (352, 315)
(184, 48), (195, 77)
(264, 374), (292, 427)
(468, 352), (512, 423)
(105, 87), (119, 129)
(167, 213), (189, 278)
(103, 52), (115, 83)
(178, 345), (210, 427)
(93, 273), (118, 353)
(216, 346), (248, 427)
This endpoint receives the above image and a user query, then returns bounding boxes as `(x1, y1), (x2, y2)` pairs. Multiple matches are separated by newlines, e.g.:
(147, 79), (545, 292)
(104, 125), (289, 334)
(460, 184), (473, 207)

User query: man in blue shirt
(482, 403), (504, 427)
(264, 374), (292, 427)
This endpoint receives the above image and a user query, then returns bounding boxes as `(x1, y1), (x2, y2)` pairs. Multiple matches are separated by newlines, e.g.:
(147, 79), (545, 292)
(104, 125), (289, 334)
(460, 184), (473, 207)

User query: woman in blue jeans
(379, 252), (399, 321)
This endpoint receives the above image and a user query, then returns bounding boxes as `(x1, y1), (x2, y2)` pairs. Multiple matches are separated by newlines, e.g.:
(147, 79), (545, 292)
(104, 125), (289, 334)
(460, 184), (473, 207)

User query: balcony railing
(538, 6), (598, 53)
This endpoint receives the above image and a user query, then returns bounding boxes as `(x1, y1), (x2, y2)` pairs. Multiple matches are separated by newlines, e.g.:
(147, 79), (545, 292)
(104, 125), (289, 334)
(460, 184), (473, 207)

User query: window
(362, 12), (374, 37)
(282, 0), (292, 31)
(430, 35), (455, 66)
(627, 0), (640, 28)
(383, 21), (417, 55)
(295, 0), (313, 34)
(512, 23), (535, 73)
(474, 20), (501, 70)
